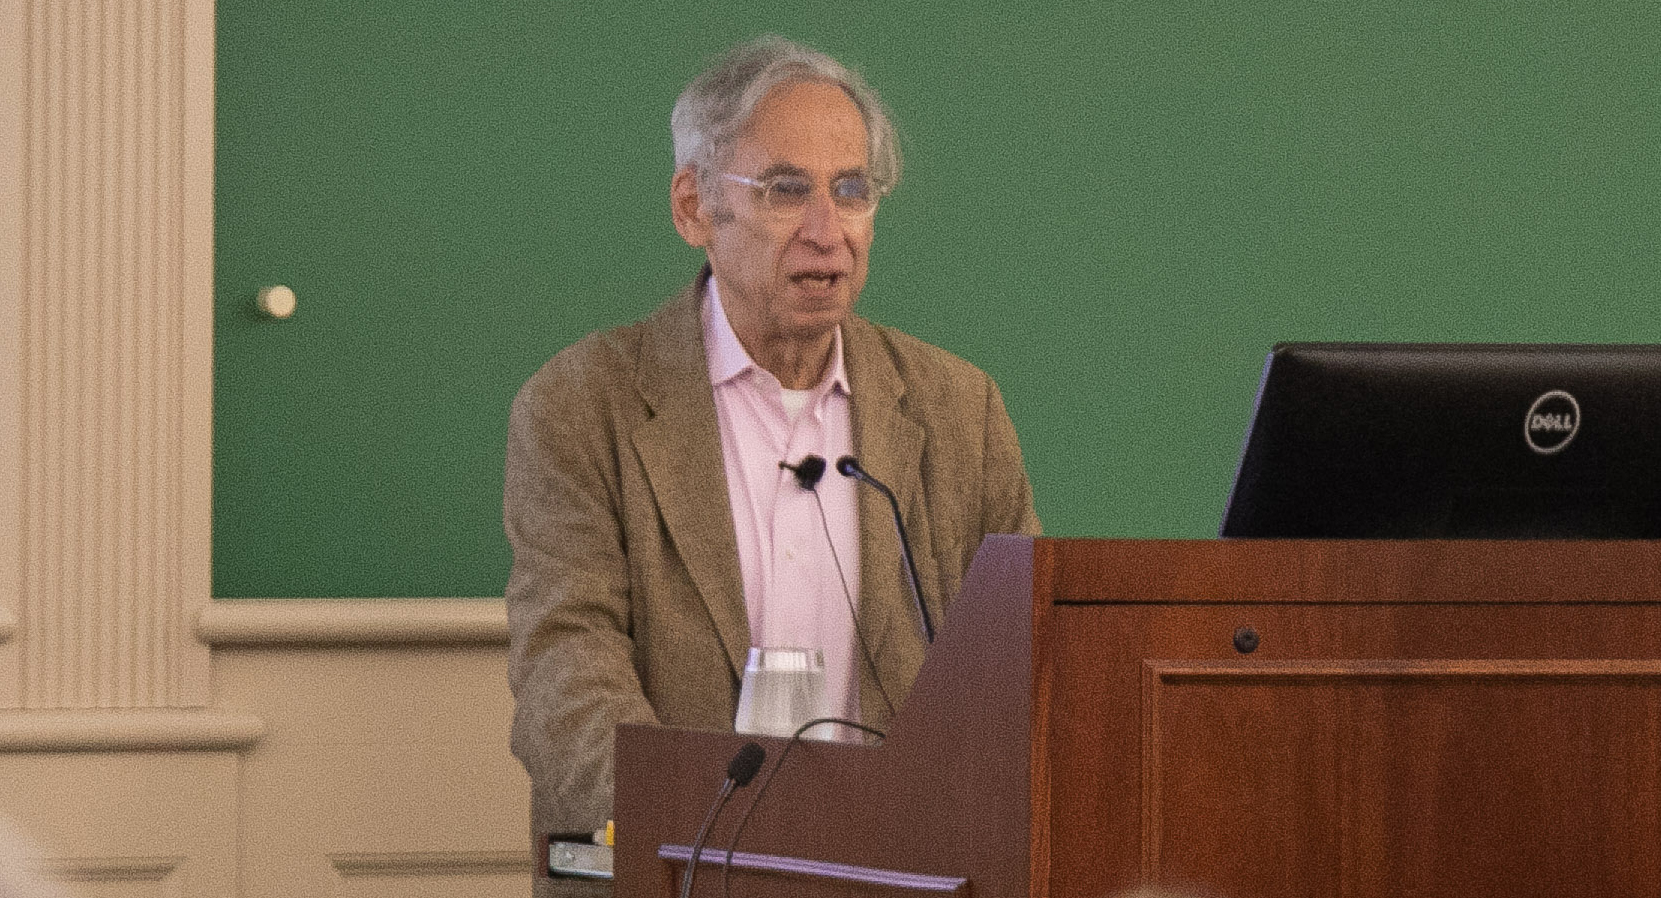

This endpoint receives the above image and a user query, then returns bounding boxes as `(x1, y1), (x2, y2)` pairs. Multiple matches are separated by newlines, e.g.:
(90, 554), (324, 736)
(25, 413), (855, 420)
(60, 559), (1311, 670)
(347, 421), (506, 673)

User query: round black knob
(1233, 626), (1260, 654)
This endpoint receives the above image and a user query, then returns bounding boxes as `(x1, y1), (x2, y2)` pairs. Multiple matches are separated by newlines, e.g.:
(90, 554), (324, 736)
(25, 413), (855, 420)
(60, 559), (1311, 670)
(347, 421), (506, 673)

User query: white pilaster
(3, 0), (214, 710)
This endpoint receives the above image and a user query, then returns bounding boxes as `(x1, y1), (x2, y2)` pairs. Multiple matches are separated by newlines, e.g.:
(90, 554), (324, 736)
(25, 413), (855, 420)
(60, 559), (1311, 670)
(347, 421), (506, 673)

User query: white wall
(0, 0), (532, 893)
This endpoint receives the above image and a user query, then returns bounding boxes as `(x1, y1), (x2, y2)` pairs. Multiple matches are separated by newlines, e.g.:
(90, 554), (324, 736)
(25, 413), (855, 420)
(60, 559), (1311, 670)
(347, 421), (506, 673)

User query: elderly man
(505, 35), (1039, 894)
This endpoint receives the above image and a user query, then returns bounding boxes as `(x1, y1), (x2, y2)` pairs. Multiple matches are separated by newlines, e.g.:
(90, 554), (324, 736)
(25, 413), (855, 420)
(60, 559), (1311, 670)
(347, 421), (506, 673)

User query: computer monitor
(1219, 343), (1661, 538)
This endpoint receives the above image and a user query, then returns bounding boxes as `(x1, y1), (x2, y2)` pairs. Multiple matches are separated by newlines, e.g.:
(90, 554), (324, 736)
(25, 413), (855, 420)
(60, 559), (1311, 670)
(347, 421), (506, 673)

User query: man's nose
(795, 188), (845, 247)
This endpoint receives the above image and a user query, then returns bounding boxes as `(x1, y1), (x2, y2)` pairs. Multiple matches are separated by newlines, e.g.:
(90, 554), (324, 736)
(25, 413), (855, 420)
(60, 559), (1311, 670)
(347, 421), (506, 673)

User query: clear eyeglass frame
(722, 172), (882, 222)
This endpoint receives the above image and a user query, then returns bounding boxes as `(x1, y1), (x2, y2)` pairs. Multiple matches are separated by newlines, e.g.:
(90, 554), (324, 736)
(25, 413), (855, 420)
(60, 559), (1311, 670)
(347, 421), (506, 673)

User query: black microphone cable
(835, 456), (934, 645)
(719, 717), (887, 898)
(779, 455), (897, 720)
(679, 741), (766, 898)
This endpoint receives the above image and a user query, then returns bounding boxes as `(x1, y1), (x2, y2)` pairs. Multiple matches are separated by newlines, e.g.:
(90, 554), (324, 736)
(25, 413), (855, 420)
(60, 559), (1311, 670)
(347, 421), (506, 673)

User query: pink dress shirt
(703, 280), (862, 723)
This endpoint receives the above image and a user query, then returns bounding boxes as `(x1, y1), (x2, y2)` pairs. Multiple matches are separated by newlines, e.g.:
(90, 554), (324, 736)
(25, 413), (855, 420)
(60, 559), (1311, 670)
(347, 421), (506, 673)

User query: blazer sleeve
(981, 375), (1042, 538)
(504, 351), (659, 834)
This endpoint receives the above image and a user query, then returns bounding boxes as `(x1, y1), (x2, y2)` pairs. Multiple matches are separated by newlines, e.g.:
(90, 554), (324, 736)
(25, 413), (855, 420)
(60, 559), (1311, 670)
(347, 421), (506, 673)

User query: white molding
(34, 855), (183, 883)
(179, 0), (217, 708)
(198, 598), (509, 646)
(0, 0), (24, 707)
(0, 709), (264, 751)
(330, 850), (526, 877)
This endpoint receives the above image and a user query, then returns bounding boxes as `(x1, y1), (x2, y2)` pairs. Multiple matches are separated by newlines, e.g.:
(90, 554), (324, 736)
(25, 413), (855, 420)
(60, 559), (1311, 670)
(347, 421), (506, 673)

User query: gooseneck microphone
(678, 742), (765, 898)
(835, 456), (933, 644)
(720, 717), (889, 898)
(726, 741), (767, 786)
(780, 453), (898, 718)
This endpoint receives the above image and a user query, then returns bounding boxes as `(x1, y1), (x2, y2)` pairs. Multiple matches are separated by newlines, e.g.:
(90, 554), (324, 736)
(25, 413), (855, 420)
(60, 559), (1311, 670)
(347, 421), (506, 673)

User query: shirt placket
(763, 391), (824, 648)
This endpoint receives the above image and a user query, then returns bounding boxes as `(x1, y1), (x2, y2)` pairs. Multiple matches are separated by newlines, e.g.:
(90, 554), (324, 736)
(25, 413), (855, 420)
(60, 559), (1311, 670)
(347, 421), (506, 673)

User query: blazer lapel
(844, 319), (928, 689)
(630, 282), (751, 680)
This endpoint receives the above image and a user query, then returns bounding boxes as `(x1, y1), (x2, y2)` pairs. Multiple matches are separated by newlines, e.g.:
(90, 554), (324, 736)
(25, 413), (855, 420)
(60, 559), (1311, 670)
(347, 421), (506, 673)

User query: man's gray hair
(671, 35), (902, 196)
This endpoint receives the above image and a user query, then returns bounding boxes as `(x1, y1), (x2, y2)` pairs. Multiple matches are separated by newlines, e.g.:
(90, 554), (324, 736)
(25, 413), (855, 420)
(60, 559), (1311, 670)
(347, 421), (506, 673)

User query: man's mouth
(789, 271), (843, 290)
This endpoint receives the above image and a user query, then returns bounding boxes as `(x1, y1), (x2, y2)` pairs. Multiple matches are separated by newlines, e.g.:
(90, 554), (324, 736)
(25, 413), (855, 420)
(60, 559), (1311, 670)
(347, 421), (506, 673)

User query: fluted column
(0, 0), (214, 711)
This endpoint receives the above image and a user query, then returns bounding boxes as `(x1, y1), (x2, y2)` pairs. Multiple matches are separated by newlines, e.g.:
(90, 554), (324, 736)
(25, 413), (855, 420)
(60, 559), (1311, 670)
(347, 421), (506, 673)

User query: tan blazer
(504, 272), (1039, 890)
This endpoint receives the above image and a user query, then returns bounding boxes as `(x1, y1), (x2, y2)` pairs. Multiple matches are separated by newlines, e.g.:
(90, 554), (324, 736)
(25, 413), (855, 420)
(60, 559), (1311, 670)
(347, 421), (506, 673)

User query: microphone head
(727, 742), (767, 787)
(834, 456), (860, 477)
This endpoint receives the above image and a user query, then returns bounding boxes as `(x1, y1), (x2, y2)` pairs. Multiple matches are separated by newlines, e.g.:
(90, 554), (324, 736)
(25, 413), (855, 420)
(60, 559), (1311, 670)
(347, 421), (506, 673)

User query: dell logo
(1524, 390), (1580, 455)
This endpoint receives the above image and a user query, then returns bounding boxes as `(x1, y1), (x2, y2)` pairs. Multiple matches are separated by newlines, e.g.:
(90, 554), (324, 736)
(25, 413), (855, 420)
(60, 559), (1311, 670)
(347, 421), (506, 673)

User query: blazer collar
(843, 316), (929, 668)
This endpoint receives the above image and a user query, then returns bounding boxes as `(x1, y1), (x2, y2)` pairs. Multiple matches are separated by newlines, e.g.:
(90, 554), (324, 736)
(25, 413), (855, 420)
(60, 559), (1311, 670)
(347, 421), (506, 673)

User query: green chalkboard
(213, 0), (1661, 598)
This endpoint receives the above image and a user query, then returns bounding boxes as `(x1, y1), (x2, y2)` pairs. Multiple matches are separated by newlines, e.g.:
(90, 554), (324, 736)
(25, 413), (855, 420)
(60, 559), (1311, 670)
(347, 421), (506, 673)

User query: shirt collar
(703, 277), (850, 396)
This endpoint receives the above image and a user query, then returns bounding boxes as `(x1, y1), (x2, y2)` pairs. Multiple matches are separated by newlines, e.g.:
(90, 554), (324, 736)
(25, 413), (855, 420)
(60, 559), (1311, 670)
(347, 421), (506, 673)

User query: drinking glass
(733, 647), (828, 738)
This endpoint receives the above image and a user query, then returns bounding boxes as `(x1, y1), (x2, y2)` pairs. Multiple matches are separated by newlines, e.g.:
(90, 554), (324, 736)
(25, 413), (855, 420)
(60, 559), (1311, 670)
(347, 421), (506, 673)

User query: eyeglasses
(722, 172), (880, 221)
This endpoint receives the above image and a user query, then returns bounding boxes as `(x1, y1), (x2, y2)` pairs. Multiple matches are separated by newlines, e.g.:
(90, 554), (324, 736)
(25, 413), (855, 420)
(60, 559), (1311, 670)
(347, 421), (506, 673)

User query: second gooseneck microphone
(678, 742), (765, 898)
(835, 456), (934, 645)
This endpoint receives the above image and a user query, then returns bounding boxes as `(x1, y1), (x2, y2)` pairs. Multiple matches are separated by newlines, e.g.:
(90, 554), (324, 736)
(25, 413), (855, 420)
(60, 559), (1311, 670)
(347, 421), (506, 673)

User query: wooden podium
(614, 536), (1661, 898)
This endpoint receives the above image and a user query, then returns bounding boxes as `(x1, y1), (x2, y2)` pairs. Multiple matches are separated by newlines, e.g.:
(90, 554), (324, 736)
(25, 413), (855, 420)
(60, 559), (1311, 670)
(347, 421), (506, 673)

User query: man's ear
(670, 166), (713, 248)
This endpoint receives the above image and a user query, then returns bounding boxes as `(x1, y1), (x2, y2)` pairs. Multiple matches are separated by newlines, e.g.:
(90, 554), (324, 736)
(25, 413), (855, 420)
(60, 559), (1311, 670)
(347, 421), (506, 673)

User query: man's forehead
(730, 82), (869, 169)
